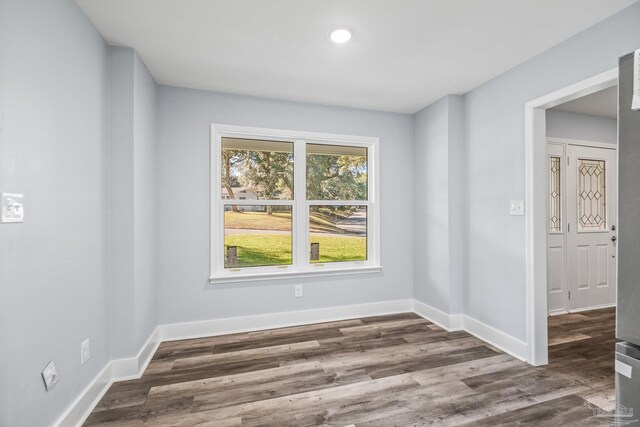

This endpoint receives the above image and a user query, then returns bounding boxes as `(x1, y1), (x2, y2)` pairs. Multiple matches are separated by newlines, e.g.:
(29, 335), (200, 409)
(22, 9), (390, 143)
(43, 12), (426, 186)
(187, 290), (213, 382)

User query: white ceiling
(551, 86), (618, 119)
(75, 0), (637, 114)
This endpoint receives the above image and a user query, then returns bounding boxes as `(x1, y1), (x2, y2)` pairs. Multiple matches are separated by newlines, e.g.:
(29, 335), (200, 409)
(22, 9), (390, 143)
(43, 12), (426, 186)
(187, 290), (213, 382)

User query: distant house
(222, 187), (259, 211)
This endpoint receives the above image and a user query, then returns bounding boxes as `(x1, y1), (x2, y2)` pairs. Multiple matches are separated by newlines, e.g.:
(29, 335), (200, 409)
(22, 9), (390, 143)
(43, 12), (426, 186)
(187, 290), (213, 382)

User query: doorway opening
(525, 68), (618, 366)
(546, 86), (618, 316)
(542, 88), (619, 409)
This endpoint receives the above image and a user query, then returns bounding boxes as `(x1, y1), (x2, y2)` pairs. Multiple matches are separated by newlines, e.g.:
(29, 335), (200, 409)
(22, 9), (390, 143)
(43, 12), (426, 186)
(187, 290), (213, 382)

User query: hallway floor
(547, 307), (617, 412)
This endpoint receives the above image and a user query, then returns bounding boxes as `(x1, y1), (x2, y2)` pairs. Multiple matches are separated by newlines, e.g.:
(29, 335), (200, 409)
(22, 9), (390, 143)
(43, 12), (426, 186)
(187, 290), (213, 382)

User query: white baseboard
(55, 298), (529, 426)
(412, 300), (527, 361)
(412, 300), (463, 331)
(160, 299), (415, 341)
(54, 327), (160, 427)
(569, 302), (616, 313)
(462, 315), (527, 361)
(52, 363), (112, 427)
(111, 327), (161, 381)
(549, 302), (615, 317)
(548, 309), (568, 316)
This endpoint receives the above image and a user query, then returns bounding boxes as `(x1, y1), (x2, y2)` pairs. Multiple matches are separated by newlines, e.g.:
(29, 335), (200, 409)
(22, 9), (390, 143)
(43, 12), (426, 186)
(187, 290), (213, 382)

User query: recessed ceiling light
(329, 29), (352, 44)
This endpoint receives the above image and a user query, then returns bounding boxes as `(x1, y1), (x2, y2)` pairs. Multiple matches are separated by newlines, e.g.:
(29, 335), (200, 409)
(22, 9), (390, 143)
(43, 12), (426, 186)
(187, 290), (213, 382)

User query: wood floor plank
(408, 353), (525, 386)
(92, 387), (149, 412)
(366, 345), (499, 380)
(171, 340), (322, 371)
(548, 332), (592, 346)
(84, 395), (194, 426)
(338, 318), (430, 336)
(318, 336), (491, 372)
(402, 329), (470, 344)
(457, 394), (604, 427)
(150, 360), (324, 398)
(84, 309), (615, 426)
(358, 312), (422, 324)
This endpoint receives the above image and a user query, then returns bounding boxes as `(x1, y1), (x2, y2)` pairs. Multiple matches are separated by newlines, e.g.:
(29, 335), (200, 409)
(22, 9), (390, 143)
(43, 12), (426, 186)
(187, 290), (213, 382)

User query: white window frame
(210, 124), (381, 284)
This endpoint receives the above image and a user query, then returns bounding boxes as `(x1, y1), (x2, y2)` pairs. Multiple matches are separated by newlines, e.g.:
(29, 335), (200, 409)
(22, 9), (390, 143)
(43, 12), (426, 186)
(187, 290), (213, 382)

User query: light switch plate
(81, 339), (91, 365)
(1, 193), (24, 223)
(510, 200), (525, 216)
(632, 49), (639, 110)
(41, 360), (58, 391)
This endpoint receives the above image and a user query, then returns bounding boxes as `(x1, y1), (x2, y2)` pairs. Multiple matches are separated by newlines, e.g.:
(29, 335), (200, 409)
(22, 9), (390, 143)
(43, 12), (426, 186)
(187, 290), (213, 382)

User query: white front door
(565, 144), (617, 311)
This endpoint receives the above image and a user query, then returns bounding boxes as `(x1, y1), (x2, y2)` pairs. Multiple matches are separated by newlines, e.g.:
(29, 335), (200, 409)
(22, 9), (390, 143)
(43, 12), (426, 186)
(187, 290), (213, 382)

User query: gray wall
(0, 0), (110, 426)
(132, 52), (158, 351)
(463, 2), (640, 341)
(448, 96), (465, 315)
(156, 86), (414, 324)
(108, 47), (136, 360)
(108, 47), (158, 359)
(413, 95), (464, 315)
(546, 109), (617, 144)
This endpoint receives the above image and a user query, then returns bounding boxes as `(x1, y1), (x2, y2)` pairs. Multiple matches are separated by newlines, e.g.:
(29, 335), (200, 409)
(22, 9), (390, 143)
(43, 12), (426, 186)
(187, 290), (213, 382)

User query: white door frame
(547, 137), (618, 151)
(525, 68), (618, 366)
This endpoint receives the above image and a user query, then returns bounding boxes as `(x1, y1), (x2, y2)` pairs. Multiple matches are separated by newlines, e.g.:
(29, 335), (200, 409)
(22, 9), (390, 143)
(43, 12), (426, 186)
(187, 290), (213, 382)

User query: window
(549, 156), (561, 233)
(211, 125), (380, 282)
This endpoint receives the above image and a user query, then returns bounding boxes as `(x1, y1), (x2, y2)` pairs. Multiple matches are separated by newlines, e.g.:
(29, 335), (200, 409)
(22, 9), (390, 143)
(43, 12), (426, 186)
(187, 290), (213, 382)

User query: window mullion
(306, 200), (370, 206)
(293, 140), (307, 267)
(212, 128), (222, 275)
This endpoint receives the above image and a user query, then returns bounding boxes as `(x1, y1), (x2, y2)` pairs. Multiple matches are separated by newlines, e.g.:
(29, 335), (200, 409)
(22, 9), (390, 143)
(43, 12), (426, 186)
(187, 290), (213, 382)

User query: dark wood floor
(84, 308), (616, 426)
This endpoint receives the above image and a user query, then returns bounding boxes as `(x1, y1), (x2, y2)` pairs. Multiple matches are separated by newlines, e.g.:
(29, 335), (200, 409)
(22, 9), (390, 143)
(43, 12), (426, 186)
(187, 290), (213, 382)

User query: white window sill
(209, 265), (383, 284)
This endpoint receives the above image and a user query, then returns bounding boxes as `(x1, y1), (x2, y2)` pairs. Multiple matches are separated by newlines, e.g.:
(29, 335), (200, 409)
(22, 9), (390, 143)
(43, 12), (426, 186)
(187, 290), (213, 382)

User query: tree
(222, 148), (294, 214)
(306, 154), (367, 201)
(222, 150), (245, 212)
(223, 146), (366, 217)
(238, 151), (293, 214)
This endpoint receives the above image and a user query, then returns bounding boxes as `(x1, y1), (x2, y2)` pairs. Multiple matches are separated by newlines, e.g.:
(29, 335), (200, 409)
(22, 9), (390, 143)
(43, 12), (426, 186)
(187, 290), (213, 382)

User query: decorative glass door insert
(549, 156), (561, 233)
(577, 158), (606, 231)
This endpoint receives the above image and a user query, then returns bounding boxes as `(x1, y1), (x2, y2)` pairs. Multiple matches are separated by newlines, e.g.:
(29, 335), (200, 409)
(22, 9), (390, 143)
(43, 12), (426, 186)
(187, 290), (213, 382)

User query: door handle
(612, 236), (617, 242)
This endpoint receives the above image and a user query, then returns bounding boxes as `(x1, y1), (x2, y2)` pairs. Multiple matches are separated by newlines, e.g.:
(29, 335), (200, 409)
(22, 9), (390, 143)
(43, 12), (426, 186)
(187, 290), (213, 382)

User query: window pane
(224, 205), (292, 268)
(306, 144), (367, 200)
(309, 206), (367, 263)
(221, 137), (294, 200)
(577, 158), (606, 231)
(549, 156), (561, 232)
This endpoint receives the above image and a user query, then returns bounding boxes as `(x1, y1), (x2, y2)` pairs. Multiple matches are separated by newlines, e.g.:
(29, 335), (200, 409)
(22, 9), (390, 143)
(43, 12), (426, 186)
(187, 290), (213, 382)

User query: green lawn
(224, 211), (292, 231)
(309, 234), (367, 263)
(224, 210), (357, 234)
(224, 234), (366, 267)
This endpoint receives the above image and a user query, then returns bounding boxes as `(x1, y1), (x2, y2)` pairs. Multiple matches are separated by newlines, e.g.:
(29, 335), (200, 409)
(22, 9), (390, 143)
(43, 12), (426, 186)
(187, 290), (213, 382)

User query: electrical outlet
(81, 338), (90, 365)
(41, 361), (58, 391)
(294, 284), (303, 298)
(0, 193), (24, 223)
